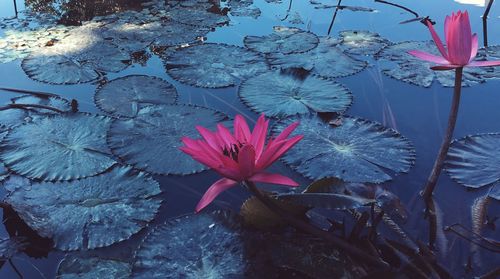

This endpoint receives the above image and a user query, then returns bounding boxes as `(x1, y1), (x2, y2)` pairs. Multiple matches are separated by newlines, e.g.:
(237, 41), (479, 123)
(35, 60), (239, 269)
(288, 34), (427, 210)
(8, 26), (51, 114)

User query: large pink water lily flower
(409, 11), (500, 70)
(180, 114), (303, 212)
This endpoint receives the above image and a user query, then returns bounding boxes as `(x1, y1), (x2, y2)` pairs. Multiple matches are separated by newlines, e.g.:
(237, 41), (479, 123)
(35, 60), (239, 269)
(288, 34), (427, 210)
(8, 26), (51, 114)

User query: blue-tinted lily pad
(445, 133), (500, 189)
(11, 94), (72, 114)
(376, 41), (487, 87)
(268, 37), (367, 79)
(244, 26), (319, 54)
(0, 113), (116, 181)
(0, 237), (28, 259)
(107, 105), (229, 175)
(57, 255), (132, 279)
(5, 166), (161, 251)
(167, 5), (230, 27)
(0, 109), (30, 128)
(95, 75), (178, 118)
(228, 0), (261, 18)
(132, 211), (246, 278)
(238, 71), (352, 118)
(273, 115), (415, 183)
(490, 184), (500, 200)
(338, 30), (389, 56)
(165, 43), (268, 88)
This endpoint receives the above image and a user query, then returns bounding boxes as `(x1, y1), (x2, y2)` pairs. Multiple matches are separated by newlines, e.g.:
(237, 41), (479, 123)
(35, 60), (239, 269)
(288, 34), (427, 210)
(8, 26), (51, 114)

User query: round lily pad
(445, 133), (500, 189)
(5, 166), (162, 251)
(244, 26), (319, 54)
(376, 41), (487, 87)
(164, 43), (268, 88)
(151, 21), (210, 48)
(268, 37), (367, 79)
(57, 255), (132, 279)
(132, 211), (246, 278)
(95, 75), (178, 118)
(228, 0), (261, 18)
(0, 113), (116, 181)
(338, 30), (389, 56)
(0, 108), (30, 128)
(273, 115), (415, 183)
(107, 105), (229, 175)
(168, 6), (230, 27)
(238, 71), (352, 118)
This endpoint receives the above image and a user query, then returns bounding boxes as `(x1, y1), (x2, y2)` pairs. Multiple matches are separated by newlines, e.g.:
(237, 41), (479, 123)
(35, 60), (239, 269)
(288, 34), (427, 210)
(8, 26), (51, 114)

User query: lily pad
(132, 211), (247, 278)
(167, 5), (230, 27)
(376, 41), (488, 87)
(95, 75), (178, 118)
(268, 37), (367, 79)
(165, 43), (268, 88)
(11, 94), (73, 114)
(0, 238), (28, 259)
(0, 109), (30, 128)
(445, 133), (500, 189)
(107, 105), (229, 175)
(57, 255), (132, 279)
(490, 184), (500, 200)
(278, 193), (374, 210)
(273, 115), (415, 183)
(228, 0), (261, 18)
(244, 26), (319, 54)
(5, 166), (161, 251)
(0, 113), (116, 181)
(238, 71), (352, 118)
(338, 30), (389, 56)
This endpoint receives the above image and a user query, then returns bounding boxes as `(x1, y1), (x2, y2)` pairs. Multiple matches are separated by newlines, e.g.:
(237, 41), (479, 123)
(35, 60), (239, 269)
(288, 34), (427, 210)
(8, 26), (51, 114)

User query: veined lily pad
(95, 75), (178, 118)
(376, 41), (487, 87)
(445, 133), (500, 190)
(228, 0), (261, 18)
(57, 255), (132, 279)
(268, 37), (367, 79)
(338, 30), (389, 56)
(0, 109), (30, 128)
(132, 211), (246, 278)
(151, 21), (209, 48)
(273, 115), (415, 183)
(11, 94), (72, 114)
(238, 71), (352, 118)
(107, 105), (229, 175)
(0, 113), (116, 181)
(244, 26), (319, 54)
(167, 6), (230, 27)
(5, 166), (161, 251)
(165, 43), (268, 88)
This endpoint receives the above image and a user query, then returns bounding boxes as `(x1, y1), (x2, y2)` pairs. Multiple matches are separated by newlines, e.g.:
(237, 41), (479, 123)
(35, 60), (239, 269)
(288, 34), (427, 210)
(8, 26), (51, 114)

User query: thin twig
(243, 180), (390, 269)
(327, 0), (342, 35)
(483, 0), (494, 47)
(422, 67), (463, 199)
(0, 87), (58, 98)
(374, 0), (418, 17)
(9, 259), (23, 279)
(13, 0), (18, 17)
(0, 103), (65, 114)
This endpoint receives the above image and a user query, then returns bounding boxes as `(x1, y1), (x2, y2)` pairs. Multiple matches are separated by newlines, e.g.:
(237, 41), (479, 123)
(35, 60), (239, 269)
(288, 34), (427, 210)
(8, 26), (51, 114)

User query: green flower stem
(422, 67), (463, 200)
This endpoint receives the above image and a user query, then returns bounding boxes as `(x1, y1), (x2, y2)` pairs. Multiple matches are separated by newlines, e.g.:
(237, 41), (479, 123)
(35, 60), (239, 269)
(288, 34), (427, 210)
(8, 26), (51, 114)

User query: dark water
(0, 0), (499, 278)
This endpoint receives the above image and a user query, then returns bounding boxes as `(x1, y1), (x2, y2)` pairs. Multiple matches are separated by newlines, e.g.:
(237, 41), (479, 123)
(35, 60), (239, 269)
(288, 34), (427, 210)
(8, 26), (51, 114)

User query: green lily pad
(244, 26), (319, 54)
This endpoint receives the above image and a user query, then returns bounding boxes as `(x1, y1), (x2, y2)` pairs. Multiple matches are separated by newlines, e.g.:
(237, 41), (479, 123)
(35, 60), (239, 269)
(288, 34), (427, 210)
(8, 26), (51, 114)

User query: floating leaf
(278, 193), (374, 210)
(445, 133), (500, 188)
(107, 105), (229, 175)
(132, 211), (247, 278)
(0, 113), (116, 181)
(228, 0), (261, 18)
(0, 238), (28, 259)
(239, 71), (352, 118)
(268, 37), (367, 79)
(376, 41), (487, 87)
(273, 115), (415, 183)
(0, 109), (29, 128)
(338, 30), (389, 56)
(490, 184), (500, 200)
(167, 5), (230, 27)
(12, 94), (72, 114)
(95, 75), (178, 118)
(244, 26), (319, 54)
(5, 166), (161, 251)
(57, 255), (132, 279)
(164, 43), (268, 88)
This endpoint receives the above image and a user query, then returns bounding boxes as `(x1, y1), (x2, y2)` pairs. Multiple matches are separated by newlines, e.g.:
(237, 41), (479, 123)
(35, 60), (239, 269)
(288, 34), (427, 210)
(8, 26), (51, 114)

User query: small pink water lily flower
(408, 10), (500, 70)
(180, 114), (303, 212)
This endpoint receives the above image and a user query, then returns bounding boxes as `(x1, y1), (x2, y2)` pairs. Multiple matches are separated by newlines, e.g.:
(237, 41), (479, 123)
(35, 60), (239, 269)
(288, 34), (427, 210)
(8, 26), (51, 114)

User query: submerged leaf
(107, 104), (229, 175)
(0, 237), (28, 259)
(244, 26), (319, 54)
(278, 193), (374, 210)
(238, 71), (352, 118)
(5, 166), (161, 251)
(57, 255), (132, 279)
(164, 43), (268, 88)
(0, 113), (115, 181)
(132, 211), (247, 278)
(268, 37), (367, 79)
(11, 94), (72, 114)
(95, 75), (178, 118)
(273, 115), (415, 183)
(338, 30), (389, 56)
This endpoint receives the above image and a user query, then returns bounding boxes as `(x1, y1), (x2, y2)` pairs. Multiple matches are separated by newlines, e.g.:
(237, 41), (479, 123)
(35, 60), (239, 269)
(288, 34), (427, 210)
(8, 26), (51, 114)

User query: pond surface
(0, 0), (499, 278)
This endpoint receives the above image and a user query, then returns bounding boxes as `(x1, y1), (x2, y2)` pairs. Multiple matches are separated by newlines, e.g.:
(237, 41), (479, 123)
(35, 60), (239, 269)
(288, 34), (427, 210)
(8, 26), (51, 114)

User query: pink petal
(216, 123), (237, 148)
(408, 50), (449, 64)
(470, 34), (478, 61)
(196, 126), (222, 151)
(274, 121), (300, 142)
(250, 114), (269, 160)
(237, 144), (256, 178)
(234, 115), (251, 143)
(257, 135), (303, 169)
(427, 21), (448, 59)
(431, 65), (462, 71)
(446, 11), (472, 65)
(468, 60), (500, 67)
(195, 178), (237, 212)
(249, 172), (299, 187)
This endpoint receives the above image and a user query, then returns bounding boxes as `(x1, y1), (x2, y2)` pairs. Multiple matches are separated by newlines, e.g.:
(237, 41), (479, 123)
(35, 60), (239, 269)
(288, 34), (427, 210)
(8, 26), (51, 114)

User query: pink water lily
(180, 114), (303, 212)
(409, 10), (500, 70)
